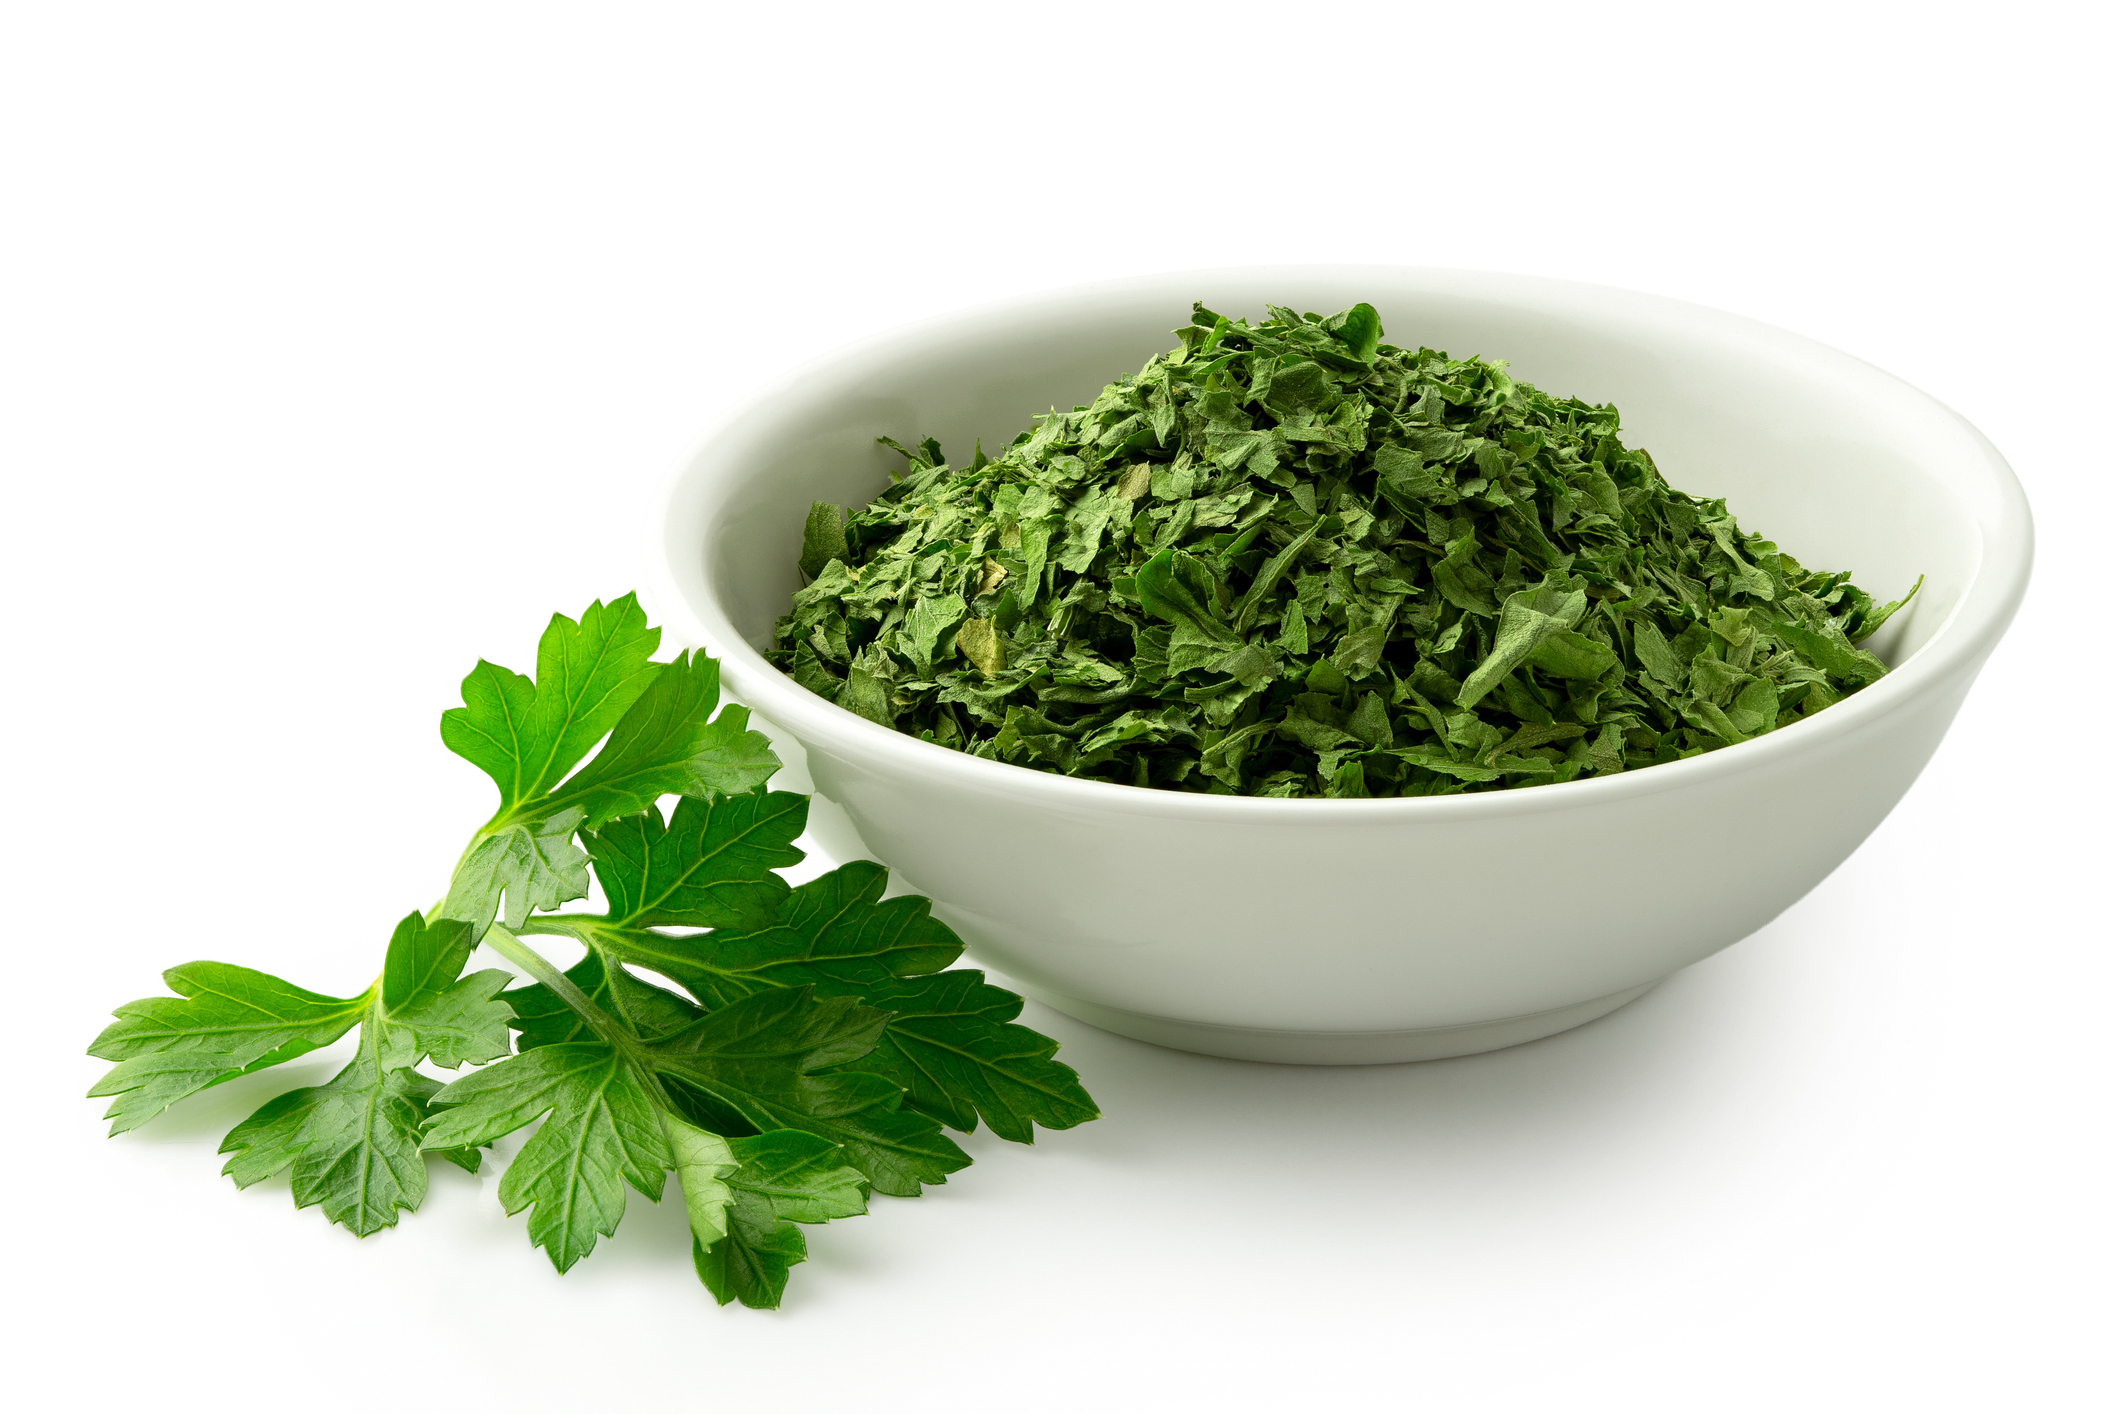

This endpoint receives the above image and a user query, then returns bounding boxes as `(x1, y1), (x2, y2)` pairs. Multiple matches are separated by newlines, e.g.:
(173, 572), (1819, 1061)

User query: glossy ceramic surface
(648, 268), (2033, 1063)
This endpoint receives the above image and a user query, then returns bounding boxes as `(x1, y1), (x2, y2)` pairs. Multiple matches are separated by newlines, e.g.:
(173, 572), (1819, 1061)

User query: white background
(4, 3), (2114, 1410)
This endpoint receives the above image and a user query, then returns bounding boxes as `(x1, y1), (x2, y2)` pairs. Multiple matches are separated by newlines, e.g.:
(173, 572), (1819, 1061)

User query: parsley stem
(482, 922), (680, 1110)
(477, 923), (628, 1046)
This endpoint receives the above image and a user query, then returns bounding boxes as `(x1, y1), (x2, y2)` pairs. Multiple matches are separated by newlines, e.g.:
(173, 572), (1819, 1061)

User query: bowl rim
(647, 264), (2034, 825)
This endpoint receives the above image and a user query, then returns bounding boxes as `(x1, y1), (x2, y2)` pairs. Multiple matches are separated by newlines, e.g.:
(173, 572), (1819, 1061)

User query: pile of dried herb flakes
(768, 302), (1918, 798)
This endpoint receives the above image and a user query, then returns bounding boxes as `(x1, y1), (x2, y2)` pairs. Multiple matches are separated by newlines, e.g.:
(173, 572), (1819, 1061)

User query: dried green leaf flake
(798, 501), (849, 580)
(768, 303), (1915, 795)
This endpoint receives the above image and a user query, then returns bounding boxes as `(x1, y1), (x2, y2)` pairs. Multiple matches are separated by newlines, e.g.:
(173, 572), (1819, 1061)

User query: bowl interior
(686, 269), (1991, 677)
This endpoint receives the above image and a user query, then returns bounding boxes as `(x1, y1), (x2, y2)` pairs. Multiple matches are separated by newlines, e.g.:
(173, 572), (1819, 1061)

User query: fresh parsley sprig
(88, 594), (1097, 1308)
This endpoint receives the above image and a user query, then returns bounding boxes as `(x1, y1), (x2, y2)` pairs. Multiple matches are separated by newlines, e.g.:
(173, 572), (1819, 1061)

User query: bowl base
(1016, 979), (1661, 1065)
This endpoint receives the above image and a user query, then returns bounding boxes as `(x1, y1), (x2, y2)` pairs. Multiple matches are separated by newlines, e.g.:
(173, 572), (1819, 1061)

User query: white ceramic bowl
(648, 268), (2032, 1064)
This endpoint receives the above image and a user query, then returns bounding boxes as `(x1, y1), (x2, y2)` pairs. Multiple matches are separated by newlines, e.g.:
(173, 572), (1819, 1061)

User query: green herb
(88, 594), (1095, 1309)
(770, 303), (1920, 796)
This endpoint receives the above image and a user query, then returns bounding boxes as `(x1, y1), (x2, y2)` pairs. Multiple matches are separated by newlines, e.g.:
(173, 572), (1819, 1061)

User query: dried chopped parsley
(768, 302), (1919, 798)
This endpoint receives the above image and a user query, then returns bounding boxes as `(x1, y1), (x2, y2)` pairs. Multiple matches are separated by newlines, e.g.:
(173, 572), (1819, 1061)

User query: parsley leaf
(584, 858), (963, 1006)
(551, 650), (780, 827)
(437, 596), (777, 928)
(591, 862), (1097, 1140)
(88, 965), (368, 1134)
(375, 912), (515, 1069)
(518, 817), (1097, 1153)
(89, 594), (1095, 1307)
(205, 914), (508, 1235)
(849, 969), (1099, 1143)
(217, 1054), (471, 1236)
(585, 789), (809, 934)
(442, 807), (592, 930)
(423, 1041), (670, 1270)
(646, 986), (969, 1197)
(440, 594), (665, 815)
(692, 1130), (868, 1309)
